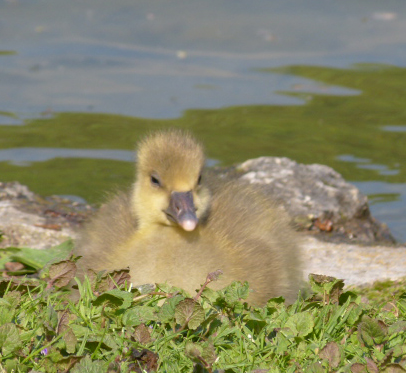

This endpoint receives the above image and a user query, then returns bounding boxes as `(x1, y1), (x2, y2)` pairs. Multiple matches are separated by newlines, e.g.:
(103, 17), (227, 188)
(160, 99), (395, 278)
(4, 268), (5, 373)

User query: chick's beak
(165, 191), (198, 231)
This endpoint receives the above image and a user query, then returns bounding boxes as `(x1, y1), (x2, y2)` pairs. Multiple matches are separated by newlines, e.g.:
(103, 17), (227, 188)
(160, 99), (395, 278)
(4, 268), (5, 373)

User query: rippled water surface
(0, 0), (405, 242)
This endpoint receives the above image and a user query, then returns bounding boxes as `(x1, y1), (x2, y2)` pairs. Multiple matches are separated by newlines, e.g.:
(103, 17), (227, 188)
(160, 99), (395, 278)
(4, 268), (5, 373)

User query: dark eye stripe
(198, 174), (202, 185)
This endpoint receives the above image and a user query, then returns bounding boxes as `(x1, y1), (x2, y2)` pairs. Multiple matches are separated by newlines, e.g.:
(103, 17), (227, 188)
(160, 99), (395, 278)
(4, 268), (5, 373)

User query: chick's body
(76, 130), (302, 305)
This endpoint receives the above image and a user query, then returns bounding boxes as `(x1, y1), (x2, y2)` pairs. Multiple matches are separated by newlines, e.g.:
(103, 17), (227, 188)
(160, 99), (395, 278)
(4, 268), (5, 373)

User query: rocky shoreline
(0, 156), (405, 287)
(212, 157), (397, 245)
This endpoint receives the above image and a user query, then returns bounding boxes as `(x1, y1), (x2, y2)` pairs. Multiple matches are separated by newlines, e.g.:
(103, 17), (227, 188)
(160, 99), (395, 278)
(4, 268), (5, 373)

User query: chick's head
(132, 130), (210, 231)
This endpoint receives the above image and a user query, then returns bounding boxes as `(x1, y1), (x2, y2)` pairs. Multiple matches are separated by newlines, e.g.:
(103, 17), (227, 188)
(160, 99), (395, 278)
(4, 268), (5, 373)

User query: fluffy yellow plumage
(76, 129), (302, 305)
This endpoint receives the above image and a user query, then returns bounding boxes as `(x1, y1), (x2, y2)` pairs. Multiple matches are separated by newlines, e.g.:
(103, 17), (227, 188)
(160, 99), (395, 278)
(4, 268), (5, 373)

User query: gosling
(76, 130), (302, 305)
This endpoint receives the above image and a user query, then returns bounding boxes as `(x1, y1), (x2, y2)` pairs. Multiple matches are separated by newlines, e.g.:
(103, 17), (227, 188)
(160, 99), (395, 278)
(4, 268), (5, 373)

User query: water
(0, 0), (405, 242)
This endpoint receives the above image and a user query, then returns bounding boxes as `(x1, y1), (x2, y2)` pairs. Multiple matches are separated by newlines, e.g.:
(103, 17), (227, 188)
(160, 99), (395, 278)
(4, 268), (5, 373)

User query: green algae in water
(0, 64), (405, 204)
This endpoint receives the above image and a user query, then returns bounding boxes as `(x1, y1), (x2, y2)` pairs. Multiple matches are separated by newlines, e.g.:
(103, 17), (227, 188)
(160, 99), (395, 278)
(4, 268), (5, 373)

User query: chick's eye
(197, 174), (202, 185)
(151, 175), (161, 187)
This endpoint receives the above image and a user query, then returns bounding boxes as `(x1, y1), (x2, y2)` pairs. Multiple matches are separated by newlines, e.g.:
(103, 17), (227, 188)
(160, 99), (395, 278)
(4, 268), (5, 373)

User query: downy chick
(76, 130), (302, 305)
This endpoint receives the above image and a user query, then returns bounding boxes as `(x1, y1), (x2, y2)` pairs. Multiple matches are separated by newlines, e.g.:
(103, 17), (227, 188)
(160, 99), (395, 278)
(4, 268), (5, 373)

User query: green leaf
(70, 355), (106, 373)
(93, 289), (133, 309)
(319, 341), (341, 368)
(50, 239), (75, 253)
(132, 324), (151, 344)
(122, 306), (157, 327)
(95, 268), (131, 293)
(267, 296), (286, 307)
(50, 356), (82, 373)
(57, 310), (76, 335)
(0, 276), (41, 294)
(43, 348), (65, 368)
(275, 332), (290, 354)
(184, 340), (216, 367)
(45, 306), (59, 332)
(351, 363), (367, 372)
(339, 291), (360, 305)
(70, 324), (90, 339)
(0, 248), (20, 269)
(185, 340), (203, 361)
(221, 281), (250, 306)
(175, 298), (205, 330)
(381, 364), (406, 373)
(200, 342), (217, 366)
(0, 306), (14, 326)
(392, 344), (406, 358)
(201, 287), (219, 303)
(3, 290), (22, 309)
(279, 326), (296, 339)
(85, 334), (118, 351)
(358, 316), (387, 347)
(346, 303), (365, 326)
(184, 340), (217, 369)
(4, 359), (19, 373)
(157, 294), (184, 323)
(365, 357), (379, 373)
(0, 298), (11, 307)
(155, 282), (173, 293)
(0, 323), (21, 355)
(308, 274), (344, 303)
(63, 327), (77, 354)
(47, 259), (77, 288)
(388, 320), (406, 335)
(9, 239), (74, 270)
(308, 362), (325, 373)
(285, 311), (314, 337)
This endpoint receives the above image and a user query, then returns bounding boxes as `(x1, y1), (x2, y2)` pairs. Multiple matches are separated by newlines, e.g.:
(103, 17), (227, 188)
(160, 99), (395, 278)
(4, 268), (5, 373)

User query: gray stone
(0, 200), (74, 249)
(0, 181), (36, 201)
(239, 157), (367, 220)
(213, 157), (395, 244)
(0, 181), (91, 249)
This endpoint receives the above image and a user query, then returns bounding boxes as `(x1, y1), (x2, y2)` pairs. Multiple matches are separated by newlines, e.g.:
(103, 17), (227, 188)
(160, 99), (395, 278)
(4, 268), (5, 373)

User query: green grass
(0, 242), (405, 372)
